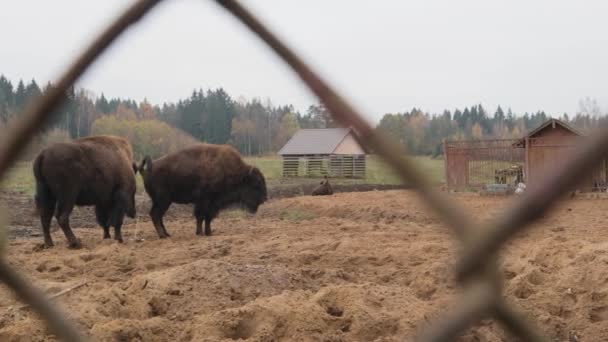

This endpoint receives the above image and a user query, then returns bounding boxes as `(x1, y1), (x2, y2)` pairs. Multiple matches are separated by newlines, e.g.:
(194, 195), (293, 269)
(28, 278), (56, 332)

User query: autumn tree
(114, 103), (137, 121)
(274, 112), (300, 150)
(376, 113), (405, 151)
(4, 74), (604, 158)
(138, 99), (157, 120)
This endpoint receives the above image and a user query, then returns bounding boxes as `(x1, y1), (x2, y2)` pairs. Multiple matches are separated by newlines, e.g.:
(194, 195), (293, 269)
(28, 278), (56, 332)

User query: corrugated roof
(278, 128), (354, 155)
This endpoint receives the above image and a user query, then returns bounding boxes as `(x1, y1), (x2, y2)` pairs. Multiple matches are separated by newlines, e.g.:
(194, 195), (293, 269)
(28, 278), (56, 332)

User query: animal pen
(443, 139), (525, 191)
(444, 135), (608, 192)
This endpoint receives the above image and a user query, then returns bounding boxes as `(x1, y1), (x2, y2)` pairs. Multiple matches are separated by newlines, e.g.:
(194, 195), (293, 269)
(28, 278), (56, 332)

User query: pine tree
(0, 75), (13, 122)
(14, 80), (26, 111)
(95, 93), (111, 114)
(25, 79), (41, 103)
(494, 105), (505, 121)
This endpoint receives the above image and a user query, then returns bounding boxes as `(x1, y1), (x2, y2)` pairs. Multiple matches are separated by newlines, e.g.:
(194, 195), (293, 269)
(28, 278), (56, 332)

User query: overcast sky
(2, 0), (608, 123)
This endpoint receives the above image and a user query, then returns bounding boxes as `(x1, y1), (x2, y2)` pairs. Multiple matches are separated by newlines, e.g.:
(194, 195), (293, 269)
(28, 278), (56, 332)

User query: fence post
(525, 137), (530, 185)
(443, 139), (449, 190)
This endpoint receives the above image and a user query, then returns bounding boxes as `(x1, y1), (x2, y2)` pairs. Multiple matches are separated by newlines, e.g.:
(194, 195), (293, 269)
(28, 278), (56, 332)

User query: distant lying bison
(33, 135), (138, 248)
(138, 144), (268, 238)
(312, 176), (333, 196)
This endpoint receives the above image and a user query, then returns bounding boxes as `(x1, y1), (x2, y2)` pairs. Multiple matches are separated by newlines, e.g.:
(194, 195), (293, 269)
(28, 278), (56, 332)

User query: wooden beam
(443, 139), (449, 189)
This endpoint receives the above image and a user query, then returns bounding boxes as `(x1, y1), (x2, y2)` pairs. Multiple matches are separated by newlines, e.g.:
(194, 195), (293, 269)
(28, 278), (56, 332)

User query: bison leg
(55, 199), (81, 249)
(159, 216), (171, 237)
(95, 205), (111, 239)
(204, 217), (212, 236)
(195, 217), (203, 236)
(204, 208), (219, 236)
(150, 201), (170, 239)
(113, 214), (124, 243)
(39, 202), (55, 248)
(194, 203), (204, 236)
(108, 200), (126, 243)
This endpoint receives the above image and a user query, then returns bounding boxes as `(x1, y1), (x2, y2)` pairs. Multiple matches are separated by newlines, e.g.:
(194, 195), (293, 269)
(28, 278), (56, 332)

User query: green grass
(412, 156), (445, 185)
(365, 155), (445, 185)
(0, 155), (445, 195)
(244, 156), (283, 180)
(246, 155), (445, 186)
(0, 162), (35, 194)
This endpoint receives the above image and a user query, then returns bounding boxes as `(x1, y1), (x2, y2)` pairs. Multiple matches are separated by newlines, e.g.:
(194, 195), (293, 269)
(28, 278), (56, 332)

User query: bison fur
(312, 176), (333, 196)
(33, 135), (138, 248)
(138, 144), (268, 238)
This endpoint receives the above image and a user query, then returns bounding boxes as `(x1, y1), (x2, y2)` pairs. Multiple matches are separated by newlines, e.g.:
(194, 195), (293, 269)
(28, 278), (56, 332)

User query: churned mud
(1, 190), (607, 341)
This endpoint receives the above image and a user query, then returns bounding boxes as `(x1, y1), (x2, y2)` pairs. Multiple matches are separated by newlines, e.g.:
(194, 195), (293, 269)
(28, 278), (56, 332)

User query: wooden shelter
(444, 118), (608, 192)
(278, 128), (366, 178)
(513, 118), (586, 190)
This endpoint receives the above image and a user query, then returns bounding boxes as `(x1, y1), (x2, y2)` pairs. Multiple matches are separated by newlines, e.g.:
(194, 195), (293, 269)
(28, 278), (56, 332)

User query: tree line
(0, 75), (337, 156)
(377, 101), (608, 156)
(1, 75), (606, 157)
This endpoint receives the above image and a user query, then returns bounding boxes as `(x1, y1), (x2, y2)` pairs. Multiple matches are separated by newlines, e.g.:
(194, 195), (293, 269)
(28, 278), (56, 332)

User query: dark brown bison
(312, 176), (333, 196)
(33, 135), (138, 248)
(138, 144), (268, 238)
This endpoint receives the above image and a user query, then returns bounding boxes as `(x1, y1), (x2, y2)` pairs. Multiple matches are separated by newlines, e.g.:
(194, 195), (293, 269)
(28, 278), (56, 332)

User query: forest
(1, 75), (605, 158)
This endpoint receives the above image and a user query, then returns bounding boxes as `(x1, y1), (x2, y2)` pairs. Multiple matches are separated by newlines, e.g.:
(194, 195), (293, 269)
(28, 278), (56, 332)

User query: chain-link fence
(1, 0), (606, 340)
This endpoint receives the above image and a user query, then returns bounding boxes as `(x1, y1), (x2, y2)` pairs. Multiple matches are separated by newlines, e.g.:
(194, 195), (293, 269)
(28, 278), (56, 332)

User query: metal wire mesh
(1, 0), (607, 340)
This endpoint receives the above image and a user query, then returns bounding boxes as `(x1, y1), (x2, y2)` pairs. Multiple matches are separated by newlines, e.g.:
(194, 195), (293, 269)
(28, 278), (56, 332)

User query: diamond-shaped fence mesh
(1, 1), (606, 340)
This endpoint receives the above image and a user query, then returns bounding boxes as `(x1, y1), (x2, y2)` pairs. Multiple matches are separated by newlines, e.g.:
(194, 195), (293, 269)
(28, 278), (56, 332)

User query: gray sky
(2, 0), (608, 123)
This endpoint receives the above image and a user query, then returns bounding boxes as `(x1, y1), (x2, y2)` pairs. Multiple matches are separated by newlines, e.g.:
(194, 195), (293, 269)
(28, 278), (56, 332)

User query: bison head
(239, 166), (268, 213)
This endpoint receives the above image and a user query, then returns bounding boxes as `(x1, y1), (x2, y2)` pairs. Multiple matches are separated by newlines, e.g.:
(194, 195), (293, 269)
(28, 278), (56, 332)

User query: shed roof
(278, 128), (363, 155)
(514, 118), (583, 147)
(523, 118), (583, 138)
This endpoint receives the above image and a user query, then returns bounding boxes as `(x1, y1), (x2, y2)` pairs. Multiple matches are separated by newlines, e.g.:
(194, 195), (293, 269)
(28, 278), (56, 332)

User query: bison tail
(32, 153), (44, 181)
(139, 155), (153, 174)
(33, 154), (54, 213)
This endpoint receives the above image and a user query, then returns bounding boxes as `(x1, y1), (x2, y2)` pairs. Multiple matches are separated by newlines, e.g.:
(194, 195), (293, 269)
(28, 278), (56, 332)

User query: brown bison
(312, 176), (333, 196)
(138, 144), (268, 238)
(33, 135), (138, 248)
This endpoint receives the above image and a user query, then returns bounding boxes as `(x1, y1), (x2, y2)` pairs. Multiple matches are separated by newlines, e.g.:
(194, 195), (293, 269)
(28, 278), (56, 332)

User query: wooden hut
(444, 118), (608, 192)
(278, 128), (366, 178)
(513, 118), (590, 190)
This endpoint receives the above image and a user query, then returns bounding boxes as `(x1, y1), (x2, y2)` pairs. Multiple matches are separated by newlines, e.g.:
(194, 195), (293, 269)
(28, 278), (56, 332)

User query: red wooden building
(444, 118), (607, 192)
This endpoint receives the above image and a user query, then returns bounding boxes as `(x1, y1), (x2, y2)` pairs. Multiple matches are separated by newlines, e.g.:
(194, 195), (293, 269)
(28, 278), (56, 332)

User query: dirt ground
(0, 183), (409, 239)
(1, 190), (608, 341)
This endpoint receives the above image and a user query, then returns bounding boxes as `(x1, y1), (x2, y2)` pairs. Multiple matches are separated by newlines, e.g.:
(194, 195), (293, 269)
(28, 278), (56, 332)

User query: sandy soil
(1, 190), (608, 341)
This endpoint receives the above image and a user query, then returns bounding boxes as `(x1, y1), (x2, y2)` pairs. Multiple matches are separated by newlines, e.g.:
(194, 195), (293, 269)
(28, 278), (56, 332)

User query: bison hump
(170, 144), (250, 189)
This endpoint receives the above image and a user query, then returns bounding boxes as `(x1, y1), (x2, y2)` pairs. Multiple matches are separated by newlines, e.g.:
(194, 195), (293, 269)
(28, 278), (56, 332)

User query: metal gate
(444, 139), (524, 190)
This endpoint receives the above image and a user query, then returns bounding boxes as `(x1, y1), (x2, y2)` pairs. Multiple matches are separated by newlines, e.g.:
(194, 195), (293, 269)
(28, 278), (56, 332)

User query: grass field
(246, 155), (444, 186)
(0, 155), (445, 195)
